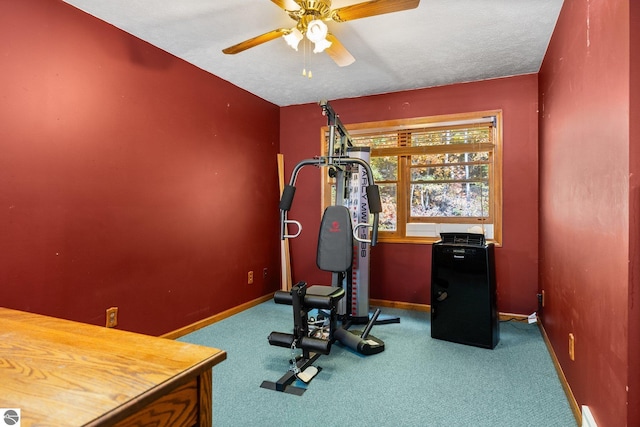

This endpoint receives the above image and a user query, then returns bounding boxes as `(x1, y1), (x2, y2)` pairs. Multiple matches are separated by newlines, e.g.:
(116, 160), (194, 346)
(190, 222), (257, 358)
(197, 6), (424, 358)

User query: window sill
(377, 236), (502, 247)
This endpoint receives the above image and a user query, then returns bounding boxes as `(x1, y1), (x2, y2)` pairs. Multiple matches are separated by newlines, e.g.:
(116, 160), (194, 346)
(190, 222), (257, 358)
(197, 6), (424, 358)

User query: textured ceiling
(62, 0), (564, 107)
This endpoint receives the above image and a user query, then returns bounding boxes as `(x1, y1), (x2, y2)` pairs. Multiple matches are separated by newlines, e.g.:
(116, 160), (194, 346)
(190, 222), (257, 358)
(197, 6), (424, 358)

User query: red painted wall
(0, 0), (281, 335)
(629, 1), (640, 424)
(539, 0), (637, 425)
(280, 75), (539, 315)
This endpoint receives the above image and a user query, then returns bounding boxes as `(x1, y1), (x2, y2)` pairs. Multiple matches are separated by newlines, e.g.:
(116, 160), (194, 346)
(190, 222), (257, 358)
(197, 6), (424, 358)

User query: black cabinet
(430, 235), (499, 349)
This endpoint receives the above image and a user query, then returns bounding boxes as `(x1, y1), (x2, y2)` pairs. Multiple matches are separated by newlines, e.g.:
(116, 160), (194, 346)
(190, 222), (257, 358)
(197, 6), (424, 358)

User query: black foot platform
(260, 353), (321, 396)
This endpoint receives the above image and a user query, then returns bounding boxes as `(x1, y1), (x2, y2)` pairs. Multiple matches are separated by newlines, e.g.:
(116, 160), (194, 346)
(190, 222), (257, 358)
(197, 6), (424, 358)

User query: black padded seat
(306, 285), (344, 296)
(305, 285), (345, 308)
(274, 285), (344, 309)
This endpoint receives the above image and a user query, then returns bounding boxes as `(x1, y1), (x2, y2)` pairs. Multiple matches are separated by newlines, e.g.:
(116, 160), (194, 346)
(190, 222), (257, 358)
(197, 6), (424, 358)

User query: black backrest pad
(316, 206), (353, 272)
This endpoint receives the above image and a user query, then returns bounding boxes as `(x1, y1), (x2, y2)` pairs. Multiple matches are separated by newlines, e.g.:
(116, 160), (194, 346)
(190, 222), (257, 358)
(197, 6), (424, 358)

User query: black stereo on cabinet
(430, 233), (499, 349)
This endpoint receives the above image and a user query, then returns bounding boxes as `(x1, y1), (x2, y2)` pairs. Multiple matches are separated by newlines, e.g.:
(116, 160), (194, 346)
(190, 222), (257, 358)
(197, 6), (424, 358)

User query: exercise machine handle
(353, 223), (370, 243)
(280, 185), (296, 211)
(283, 219), (302, 239)
(352, 212), (380, 246)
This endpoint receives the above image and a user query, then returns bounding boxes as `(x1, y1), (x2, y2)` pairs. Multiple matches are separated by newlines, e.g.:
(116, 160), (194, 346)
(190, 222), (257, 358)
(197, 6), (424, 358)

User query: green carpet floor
(180, 301), (576, 426)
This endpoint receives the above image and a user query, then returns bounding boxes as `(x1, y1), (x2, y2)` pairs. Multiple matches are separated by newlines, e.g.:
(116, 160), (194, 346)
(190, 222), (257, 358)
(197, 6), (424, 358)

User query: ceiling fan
(222, 0), (420, 67)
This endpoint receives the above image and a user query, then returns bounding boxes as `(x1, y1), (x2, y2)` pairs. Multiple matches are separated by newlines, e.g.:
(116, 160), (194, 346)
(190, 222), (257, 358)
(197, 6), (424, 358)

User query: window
(321, 111), (502, 245)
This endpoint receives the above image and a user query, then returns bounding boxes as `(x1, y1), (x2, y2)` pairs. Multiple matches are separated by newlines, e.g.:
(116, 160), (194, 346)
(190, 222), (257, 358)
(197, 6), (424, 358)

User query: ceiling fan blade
(270, 0), (300, 11)
(222, 29), (288, 54)
(331, 0), (420, 22)
(325, 34), (355, 67)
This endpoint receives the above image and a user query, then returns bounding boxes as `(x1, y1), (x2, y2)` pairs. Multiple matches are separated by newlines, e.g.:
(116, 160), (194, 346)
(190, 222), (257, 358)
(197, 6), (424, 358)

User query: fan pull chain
(301, 39), (312, 79)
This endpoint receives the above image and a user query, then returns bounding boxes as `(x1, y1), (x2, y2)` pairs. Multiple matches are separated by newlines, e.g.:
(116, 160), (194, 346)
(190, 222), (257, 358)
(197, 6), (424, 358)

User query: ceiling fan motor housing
(289, 0), (332, 26)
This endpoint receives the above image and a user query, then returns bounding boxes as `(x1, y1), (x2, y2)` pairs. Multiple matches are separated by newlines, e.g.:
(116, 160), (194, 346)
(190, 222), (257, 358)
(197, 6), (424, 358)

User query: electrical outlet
(106, 307), (118, 328)
(568, 333), (575, 361)
(537, 290), (545, 307)
(248, 271), (254, 284)
(263, 268), (268, 278)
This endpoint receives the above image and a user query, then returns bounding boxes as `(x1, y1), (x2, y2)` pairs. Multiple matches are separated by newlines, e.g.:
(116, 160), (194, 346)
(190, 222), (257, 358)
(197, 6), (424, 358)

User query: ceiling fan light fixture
(283, 27), (303, 50)
(312, 38), (332, 53)
(306, 19), (328, 43)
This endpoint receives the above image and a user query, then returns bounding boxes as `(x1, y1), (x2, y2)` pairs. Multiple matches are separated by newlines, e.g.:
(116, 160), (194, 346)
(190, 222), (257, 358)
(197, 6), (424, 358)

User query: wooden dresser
(0, 307), (226, 426)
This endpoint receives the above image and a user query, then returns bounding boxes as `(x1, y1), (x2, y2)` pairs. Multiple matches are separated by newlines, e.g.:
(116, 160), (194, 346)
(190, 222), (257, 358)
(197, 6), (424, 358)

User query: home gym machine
(260, 100), (391, 395)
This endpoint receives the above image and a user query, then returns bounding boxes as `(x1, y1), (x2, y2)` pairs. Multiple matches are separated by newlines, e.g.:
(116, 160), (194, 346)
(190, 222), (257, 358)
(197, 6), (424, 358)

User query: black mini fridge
(430, 233), (499, 349)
